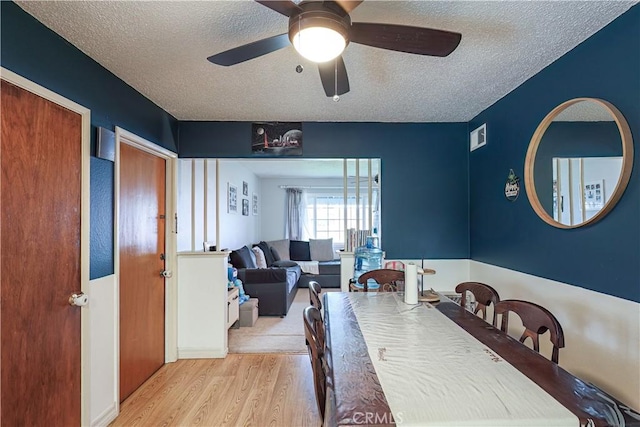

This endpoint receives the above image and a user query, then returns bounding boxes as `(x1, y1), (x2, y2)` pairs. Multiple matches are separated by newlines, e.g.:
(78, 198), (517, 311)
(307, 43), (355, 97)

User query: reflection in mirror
(552, 157), (622, 224)
(526, 98), (633, 228)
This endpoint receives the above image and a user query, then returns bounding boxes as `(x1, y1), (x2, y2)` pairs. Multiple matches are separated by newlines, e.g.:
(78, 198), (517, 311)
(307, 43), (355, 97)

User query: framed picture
(227, 183), (238, 214)
(252, 193), (258, 215)
(251, 122), (302, 156)
(242, 181), (249, 196)
(584, 180), (604, 210)
(242, 198), (249, 216)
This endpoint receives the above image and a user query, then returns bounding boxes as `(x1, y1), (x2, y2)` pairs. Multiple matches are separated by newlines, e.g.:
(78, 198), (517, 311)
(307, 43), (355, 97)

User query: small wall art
(504, 169), (520, 202)
(242, 198), (249, 216)
(252, 193), (258, 215)
(252, 122), (302, 156)
(584, 180), (604, 210)
(242, 181), (249, 196)
(228, 183), (238, 214)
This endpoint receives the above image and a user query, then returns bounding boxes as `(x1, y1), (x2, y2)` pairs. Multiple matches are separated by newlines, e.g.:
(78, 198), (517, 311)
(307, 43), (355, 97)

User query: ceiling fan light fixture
(292, 26), (346, 63)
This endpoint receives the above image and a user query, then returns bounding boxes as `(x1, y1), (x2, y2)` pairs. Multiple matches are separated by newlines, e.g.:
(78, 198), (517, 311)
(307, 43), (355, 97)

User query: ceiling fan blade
(207, 33), (290, 66)
(318, 56), (350, 97)
(255, 0), (302, 17)
(350, 22), (462, 57)
(324, 0), (364, 14)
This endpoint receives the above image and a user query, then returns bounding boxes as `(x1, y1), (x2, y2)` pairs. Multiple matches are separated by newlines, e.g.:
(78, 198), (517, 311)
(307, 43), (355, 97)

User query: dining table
(323, 291), (640, 427)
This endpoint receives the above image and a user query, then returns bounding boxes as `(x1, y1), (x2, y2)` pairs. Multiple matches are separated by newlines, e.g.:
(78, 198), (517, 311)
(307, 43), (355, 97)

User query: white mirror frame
(524, 98), (634, 229)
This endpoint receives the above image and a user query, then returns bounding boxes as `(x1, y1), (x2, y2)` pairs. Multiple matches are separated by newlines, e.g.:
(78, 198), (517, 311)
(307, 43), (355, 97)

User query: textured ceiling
(15, 1), (636, 123)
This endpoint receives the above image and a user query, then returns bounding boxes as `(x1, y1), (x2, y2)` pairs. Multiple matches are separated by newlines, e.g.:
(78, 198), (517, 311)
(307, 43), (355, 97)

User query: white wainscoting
(381, 259), (639, 409)
(469, 261), (640, 410)
(89, 274), (118, 426)
(385, 259), (471, 293)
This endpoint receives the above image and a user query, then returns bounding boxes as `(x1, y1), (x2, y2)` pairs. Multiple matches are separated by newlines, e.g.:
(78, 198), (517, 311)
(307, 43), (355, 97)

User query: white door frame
(114, 126), (178, 403)
(0, 67), (92, 426)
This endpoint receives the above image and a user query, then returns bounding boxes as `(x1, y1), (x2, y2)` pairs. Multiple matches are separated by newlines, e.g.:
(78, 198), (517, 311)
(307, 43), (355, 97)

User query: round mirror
(524, 98), (633, 228)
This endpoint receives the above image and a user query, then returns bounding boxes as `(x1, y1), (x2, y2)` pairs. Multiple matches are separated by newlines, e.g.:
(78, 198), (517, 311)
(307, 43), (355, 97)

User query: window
(304, 194), (373, 244)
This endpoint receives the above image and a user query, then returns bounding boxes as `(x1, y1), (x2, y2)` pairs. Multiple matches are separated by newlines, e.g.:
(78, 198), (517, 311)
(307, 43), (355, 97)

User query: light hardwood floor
(110, 354), (321, 427)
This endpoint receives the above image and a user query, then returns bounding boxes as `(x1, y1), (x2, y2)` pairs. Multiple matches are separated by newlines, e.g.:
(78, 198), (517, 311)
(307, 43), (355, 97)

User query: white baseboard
(178, 347), (228, 359)
(91, 401), (118, 427)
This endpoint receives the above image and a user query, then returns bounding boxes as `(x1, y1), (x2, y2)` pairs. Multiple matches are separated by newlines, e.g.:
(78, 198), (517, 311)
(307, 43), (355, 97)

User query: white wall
(218, 160), (261, 250)
(89, 274), (118, 426)
(260, 177), (353, 242)
(469, 261), (639, 410)
(177, 159), (218, 252)
(382, 258), (639, 409)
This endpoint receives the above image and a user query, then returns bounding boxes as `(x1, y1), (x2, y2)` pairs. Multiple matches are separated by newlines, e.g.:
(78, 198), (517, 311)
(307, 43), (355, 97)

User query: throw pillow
(267, 239), (290, 261)
(290, 240), (311, 261)
(229, 246), (256, 269)
(257, 241), (275, 266)
(310, 238), (335, 261)
(251, 246), (268, 268)
(271, 247), (281, 261)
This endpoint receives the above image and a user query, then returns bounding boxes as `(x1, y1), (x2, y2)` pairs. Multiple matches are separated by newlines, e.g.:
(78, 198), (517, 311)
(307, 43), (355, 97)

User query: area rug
(228, 288), (336, 354)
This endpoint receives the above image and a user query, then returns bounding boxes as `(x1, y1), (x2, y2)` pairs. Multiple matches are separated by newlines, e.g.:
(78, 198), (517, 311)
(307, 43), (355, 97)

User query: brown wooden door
(1, 80), (82, 425)
(119, 143), (166, 402)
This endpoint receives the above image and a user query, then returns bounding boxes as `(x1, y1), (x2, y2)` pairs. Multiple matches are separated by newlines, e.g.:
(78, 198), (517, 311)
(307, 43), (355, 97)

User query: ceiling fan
(207, 0), (462, 99)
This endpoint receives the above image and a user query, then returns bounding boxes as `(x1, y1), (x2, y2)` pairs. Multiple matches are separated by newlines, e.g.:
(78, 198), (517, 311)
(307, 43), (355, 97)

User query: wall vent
(470, 123), (487, 151)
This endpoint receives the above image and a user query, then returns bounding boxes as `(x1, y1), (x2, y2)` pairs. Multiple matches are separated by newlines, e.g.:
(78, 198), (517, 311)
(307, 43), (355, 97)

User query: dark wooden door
(119, 143), (166, 402)
(1, 80), (82, 425)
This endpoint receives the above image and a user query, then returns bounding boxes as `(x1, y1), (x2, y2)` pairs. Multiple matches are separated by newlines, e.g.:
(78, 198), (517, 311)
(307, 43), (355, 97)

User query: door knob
(69, 292), (88, 307)
(160, 270), (173, 279)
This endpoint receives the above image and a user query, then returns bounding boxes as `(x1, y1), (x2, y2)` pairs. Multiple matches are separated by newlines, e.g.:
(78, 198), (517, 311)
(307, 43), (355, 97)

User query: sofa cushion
(318, 260), (341, 275)
(290, 240), (311, 261)
(257, 241), (275, 266)
(271, 246), (281, 261)
(273, 260), (298, 268)
(310, 238), (335, 261)
(230, 246), (256, 269)
(251, 246), (268, 268)
(267, 239), (290, 261)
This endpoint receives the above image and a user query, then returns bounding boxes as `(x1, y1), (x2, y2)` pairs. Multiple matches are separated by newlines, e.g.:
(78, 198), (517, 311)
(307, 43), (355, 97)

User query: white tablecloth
(348, 292), (578, 426)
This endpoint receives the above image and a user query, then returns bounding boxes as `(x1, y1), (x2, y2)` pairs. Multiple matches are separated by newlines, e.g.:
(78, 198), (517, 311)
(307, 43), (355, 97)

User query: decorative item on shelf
(203, 241), (216, 252)
(505, 169), (520, 202)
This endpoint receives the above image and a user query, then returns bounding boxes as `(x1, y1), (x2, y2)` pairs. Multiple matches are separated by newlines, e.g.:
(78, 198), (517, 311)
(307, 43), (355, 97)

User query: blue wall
(3, 1), (638, 302)
(1, 2), (180, 279)
(468, 5), (640, 302)
(180, 121), (470, 259)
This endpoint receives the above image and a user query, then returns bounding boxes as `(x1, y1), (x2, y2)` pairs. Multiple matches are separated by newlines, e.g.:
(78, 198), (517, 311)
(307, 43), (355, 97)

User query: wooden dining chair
(455, 282), (501, 326)
(353, 268), (405, 292)
(303, 306), (327, 421)
(309, 280), (322, 312)
(495, 299), (565, 364)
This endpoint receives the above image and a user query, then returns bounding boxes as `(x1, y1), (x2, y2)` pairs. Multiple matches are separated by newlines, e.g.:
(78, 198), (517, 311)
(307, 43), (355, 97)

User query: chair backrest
(303, 306), (326, 420)
(309, 280), (322, 311)
(355, 269), (404, 292)
(495, 299), (565, 363)
(455, 282), (501, 326)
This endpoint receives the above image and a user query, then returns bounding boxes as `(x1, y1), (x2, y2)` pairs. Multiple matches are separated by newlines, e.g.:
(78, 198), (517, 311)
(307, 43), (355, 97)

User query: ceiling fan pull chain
(333, 60), (340, 102)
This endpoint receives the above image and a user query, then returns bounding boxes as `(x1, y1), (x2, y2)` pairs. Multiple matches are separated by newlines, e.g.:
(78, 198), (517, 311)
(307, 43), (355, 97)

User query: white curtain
(285, 188), (304, 240)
